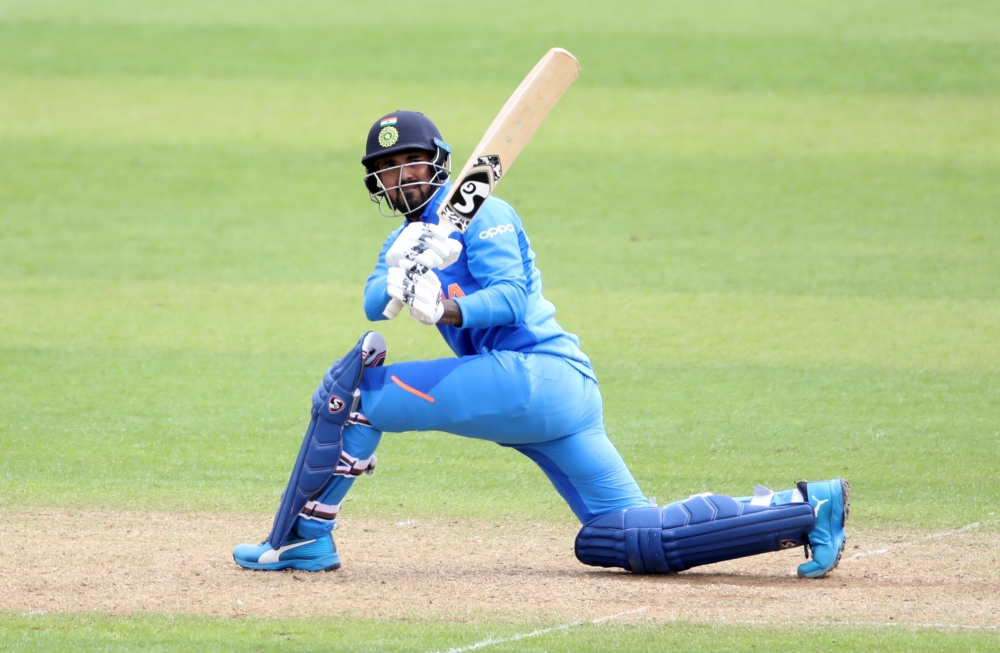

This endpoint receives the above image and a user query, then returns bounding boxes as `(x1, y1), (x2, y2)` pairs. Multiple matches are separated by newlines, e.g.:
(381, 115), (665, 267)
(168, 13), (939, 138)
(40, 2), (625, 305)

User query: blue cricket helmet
(362, 111), (452, 216)
(361, 110), (451, 170)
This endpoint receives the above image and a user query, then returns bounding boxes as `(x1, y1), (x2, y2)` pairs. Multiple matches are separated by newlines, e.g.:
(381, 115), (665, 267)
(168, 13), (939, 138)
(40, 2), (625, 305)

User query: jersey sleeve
(363, 227), (404, 322)
(453, 200), (529, 329)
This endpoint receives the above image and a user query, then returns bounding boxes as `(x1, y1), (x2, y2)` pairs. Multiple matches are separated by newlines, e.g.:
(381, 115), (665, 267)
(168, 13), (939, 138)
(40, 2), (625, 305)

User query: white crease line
(432, 606), (649, 653)
(847, 521), (984, 561)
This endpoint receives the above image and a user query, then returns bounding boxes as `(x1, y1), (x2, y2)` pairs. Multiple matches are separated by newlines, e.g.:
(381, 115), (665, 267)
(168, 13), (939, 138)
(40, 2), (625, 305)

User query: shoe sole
(824, 478), (851, 577)
(842, 478), (851, 523)
(233, 556), (341, 572)
(798, 478), (850, 579)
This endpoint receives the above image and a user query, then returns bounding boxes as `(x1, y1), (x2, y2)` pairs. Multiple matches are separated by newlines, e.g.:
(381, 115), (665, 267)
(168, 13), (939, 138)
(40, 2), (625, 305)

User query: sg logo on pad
(328, 396), (346, 414)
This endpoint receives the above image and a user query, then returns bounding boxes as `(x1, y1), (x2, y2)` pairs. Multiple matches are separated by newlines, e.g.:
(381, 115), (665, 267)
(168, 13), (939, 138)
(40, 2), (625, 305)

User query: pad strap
(575, 494), (815, 574)
(335, 451), (377, 477)
(301, 500), (341, 521)
(294, 452), (376, 526)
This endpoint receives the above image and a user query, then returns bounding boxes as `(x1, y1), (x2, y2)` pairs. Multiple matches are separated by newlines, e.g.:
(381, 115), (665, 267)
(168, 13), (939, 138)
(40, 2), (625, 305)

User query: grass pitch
(1, 0), (998, 650)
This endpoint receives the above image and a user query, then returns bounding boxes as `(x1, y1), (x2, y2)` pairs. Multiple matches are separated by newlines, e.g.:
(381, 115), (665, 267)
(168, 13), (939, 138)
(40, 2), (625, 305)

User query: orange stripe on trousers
(390, 375), (435, 403)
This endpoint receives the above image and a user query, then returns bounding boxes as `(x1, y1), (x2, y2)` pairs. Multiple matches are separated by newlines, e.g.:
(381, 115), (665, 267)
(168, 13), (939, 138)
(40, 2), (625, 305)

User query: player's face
(374, 150), (435, 214)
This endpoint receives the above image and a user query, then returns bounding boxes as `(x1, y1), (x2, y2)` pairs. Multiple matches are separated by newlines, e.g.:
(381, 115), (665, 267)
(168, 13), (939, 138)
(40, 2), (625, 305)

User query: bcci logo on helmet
(328, 396), (346, 414)
(378, 126), (399, 148)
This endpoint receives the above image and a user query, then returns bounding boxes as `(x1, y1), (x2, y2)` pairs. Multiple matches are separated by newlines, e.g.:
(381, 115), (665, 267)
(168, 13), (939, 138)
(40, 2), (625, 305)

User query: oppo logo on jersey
(479, 223), (515, 239)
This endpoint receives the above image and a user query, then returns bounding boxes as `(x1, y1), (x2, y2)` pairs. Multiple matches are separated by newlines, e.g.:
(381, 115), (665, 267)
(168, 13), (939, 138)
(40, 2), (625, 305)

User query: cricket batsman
(234, 111), (850, 578)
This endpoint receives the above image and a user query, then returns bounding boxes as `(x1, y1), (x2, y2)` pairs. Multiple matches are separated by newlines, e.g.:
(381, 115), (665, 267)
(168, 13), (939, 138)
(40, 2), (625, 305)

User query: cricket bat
(384, 47), (580, 319)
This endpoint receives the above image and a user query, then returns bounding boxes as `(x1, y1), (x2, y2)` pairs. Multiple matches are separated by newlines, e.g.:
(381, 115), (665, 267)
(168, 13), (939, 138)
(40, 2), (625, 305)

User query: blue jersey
(363, 183), (595, 381)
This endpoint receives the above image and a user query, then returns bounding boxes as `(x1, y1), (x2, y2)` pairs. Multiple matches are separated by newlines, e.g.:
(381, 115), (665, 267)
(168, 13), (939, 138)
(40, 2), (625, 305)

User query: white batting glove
(386, 222), (463, 271)
(386, 263), (445, 325)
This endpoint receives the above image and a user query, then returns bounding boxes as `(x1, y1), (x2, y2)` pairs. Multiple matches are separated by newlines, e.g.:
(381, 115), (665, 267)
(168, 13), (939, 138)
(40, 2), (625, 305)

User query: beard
(391, 182), (433, 215)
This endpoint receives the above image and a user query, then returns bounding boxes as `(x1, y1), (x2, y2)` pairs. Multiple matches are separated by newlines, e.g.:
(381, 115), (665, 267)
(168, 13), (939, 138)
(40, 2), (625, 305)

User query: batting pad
(575, 494), (816, 574)
(266, 333), (375, 549)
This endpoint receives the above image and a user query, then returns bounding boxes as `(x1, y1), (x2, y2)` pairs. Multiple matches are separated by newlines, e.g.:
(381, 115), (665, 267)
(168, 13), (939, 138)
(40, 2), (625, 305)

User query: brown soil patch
(1, 510), (997, 628)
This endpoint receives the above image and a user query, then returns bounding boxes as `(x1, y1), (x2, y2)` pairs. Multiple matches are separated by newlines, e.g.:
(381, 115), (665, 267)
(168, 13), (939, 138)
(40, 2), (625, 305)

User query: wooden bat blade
(437, 47), (580, 233)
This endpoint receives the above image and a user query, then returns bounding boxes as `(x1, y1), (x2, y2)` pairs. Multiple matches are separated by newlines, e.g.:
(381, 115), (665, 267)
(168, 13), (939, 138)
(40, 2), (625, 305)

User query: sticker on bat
(438, 204), (469, 232)
(475, 155), (503, 182)
(448, 168), (494, 220)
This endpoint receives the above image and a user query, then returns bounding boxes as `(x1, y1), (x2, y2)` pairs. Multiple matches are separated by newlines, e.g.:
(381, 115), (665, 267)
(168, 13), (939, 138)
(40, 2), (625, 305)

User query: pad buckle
(335, 451), (377, 477)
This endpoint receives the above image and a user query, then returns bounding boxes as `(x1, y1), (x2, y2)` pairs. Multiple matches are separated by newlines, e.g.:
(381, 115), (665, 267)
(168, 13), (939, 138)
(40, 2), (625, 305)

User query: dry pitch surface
(2, 510), (997, 630)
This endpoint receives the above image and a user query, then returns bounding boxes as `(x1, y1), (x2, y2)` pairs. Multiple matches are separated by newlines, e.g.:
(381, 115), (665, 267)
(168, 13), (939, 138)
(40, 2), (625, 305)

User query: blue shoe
(233, 534), (341, 572)
(797, 479), (850, 578)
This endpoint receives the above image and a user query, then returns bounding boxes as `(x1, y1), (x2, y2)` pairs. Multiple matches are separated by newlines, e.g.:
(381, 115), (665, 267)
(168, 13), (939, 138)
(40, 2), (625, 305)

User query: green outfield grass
(1, 0), (998, 650)
(1, 613), (998, 653)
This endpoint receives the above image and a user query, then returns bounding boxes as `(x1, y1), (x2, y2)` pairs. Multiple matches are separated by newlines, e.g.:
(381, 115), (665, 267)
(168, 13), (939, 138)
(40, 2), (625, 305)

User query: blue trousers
(313, 350), (649, 524)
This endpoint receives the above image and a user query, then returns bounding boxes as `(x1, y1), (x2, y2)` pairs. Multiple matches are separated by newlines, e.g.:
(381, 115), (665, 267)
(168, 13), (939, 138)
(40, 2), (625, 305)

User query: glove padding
(386, 261), (445, 325)
(386, 222), (463, 271)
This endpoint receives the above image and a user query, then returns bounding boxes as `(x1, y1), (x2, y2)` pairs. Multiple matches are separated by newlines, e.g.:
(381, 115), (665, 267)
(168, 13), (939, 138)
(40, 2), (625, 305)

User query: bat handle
(383, 297), (404, 319)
